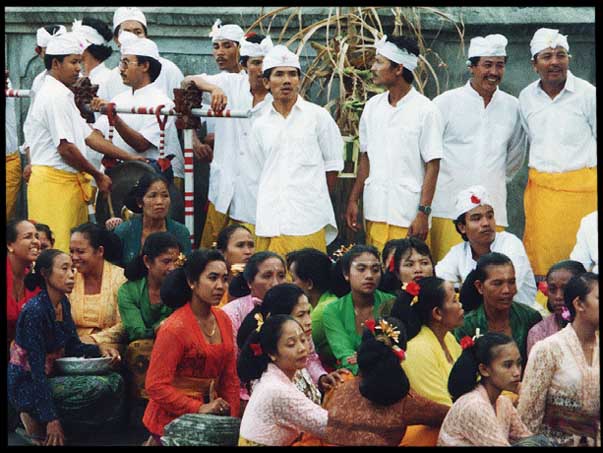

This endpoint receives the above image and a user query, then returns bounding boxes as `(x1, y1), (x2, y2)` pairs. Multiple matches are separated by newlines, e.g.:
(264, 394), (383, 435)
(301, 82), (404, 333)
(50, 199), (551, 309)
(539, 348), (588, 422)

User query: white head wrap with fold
(262, 44), (301, 72)
(466, 34), (507, 64)
(239, 35), (274, 58)
(530, 28), (569, 59)
(71, 20), (107, 49)
(209, 19), (244, 43)
(36, 25), (67, 48)
(46, 31), (86, 56)
(374, 35), (418, 71)
(454, 185), (494, 219)
(113, 7), (147, 33)
(119, 30), (160, 60)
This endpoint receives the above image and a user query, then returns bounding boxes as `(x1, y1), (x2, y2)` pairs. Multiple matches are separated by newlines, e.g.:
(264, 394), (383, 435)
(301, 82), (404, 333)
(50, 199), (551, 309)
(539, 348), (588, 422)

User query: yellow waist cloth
(255, 228), (326, 256)
(523, 167), (597, 276)
(199, 202), (229, 249)
(6, 152), (22, 219)
(238, 436), (268, 446)
(171, 376), (216, 400)
(366, 221), (432, 253)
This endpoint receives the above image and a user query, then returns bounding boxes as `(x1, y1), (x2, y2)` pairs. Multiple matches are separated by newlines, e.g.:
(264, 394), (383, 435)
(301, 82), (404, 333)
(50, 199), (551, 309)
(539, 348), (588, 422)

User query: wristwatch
(418, 205), (432, 216)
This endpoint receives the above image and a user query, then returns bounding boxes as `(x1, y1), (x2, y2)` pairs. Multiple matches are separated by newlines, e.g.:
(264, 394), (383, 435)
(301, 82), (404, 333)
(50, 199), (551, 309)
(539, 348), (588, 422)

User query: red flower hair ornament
(364, 319), (376, 333)
(250, 343), (263, 356)
(460, 336), (475, 350)
(538, 281), (549, 297)
(402, 280), (421, 306)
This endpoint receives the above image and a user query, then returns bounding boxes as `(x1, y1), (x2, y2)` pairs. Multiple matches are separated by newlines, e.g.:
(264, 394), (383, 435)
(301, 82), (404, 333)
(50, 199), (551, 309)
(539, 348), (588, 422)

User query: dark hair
(381, 239), (406, 267)
(124, 173), (170, 214)
(240, 33), (266, 67)
(44, 54), (67, 70)
(563, 272), (598, 321)
(81, 17), (113, 62)
(113, 22), (148, 38)
(216, 223), (252, 253)
(453, 215), (468, 241)
(459, 252), (514, 312)
(475, 252), (513, 282)
(467, 56), (508, 66)
(160, 249), (226, 309)
(70, 222), (122, 264)
(124, 231), (181, 281)
(238, 314), (298, 383)
(386, 34), (419, 84)
(136, 55), (162, 83)
(237, 283), (305, 349)
(286, 248), (333, 294)
(391, 277), (448, 339)
(330, 256), (350, 298)
(545, 260), (587, 313)
(380, 238), (434, 293)
(262, 67), (301, 80)
(24, 249), (65, 291)
(34, 223), (54, 244)
(448, 332), (515, 402)
(229, 251), (285, 298)
(6, 218), (31, 244)
(341, 244), (380, 276)
(358, 316), (410, 405)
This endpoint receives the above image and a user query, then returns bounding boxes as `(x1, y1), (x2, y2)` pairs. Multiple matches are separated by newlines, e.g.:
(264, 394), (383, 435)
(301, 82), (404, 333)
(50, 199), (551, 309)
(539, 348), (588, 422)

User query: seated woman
(69, 223), (127, 354)
(390, 276), (464, 445)
(454, 252), (542, 365)
(323, 317), (450, 446)
(237, 315), (328, 446)
(8, 249), (122, 446)
(34, 222), (55, 251)
(322, 245), (394, 375)
(286, 248), (339, 369)
(438, 332), (550, 446)
(142, 249), (239, 446)
(526, 260), (586, 356)
(114, 173), (191, 267)
(379, 237), (435, 295)
(215, 223), (255, 307)
(7, 219), (41, 355)
(518, 272), (599, 446)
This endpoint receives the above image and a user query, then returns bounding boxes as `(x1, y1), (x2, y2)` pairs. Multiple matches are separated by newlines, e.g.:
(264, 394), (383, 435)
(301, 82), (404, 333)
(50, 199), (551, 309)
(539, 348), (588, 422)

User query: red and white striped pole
(182, 128), (195, 246)
(4, 89), (30, 97)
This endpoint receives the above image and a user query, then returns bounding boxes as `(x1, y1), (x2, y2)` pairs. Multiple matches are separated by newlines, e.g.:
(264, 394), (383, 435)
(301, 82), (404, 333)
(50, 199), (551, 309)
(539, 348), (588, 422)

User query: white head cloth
(239, 35), (274, 58)
(36, 25), (67, 48)
(46, 32), (86, 56)
(71, 20), (107, 48)
(467, 34), (507, 59)
(374, 35), (418, 71)
(209, 19), (244, 43)
(454, 185), (494, 219)
(119, 30), (160, 60)
(530, 28), (569, 58)
(262, 44), (301, 71)
(113, 7), (147, 33)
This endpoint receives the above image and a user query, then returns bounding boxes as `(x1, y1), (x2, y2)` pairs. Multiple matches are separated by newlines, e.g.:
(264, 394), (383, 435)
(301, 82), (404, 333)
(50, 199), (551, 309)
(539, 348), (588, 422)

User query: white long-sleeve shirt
(432, 81), (527, 226)
(6, 78), (18, 155)
(570, 211), (598, 273)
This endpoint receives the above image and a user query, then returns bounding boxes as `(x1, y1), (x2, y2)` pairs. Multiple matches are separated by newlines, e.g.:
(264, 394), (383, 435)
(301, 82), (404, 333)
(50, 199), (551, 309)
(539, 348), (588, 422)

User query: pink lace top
(438, 384), (532, 446)
(526, 314), (561, 357)
(239, 363), (328, 446)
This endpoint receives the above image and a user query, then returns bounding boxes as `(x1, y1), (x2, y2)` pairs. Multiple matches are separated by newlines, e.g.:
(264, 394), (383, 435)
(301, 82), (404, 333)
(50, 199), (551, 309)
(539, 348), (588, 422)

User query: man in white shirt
(430, 34), (527, 263)
(92, 32), (181, 179)
(183, 34), (273, 244)
(251, 45), (344, 256)
(345, 34), (443, 252)
(519, 28), (597, 278)
(570, 211), (598, 273)
(6, 76), (20, 220)
(435, 185), (541, 313)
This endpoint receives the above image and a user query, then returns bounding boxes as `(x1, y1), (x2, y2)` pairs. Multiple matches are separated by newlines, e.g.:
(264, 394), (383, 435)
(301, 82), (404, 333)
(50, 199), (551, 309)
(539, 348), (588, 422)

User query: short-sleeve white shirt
(359, 88), (443, 227)
(518, 70), (596, 173)
(28, 75), (91, 173)
(252, 96), (344, 243)
(22, 69), (48, 151)
(570, 211), (598, 273)
(431, 82), (527, 225)
(93, 83), (183, 177)
(435, 231), (541, 313)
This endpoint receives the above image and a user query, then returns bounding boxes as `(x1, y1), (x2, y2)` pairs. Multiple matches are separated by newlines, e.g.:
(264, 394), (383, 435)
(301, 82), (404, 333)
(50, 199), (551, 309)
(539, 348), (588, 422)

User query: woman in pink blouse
(526, 260), (586, 356)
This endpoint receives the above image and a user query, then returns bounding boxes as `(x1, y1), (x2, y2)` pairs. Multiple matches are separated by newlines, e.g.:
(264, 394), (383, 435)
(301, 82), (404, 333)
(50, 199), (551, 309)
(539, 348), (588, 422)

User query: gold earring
(8, 248), (14, 253)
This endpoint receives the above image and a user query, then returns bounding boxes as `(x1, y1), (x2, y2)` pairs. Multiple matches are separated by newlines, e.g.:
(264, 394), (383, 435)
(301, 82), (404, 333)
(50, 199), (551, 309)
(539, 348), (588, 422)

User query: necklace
(198, 317), (217, 337)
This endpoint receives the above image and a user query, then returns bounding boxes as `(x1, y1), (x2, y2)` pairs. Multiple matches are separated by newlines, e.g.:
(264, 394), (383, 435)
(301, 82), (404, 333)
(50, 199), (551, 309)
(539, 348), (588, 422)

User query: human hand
(99, 345), (121, 367)
(318, 369), (348, 393)
(22, 164), (32, 183)
(210, 89), (227, 113)
(199, 397), (230, 416)
(192, 134), (214, 162)
(345, 201), (360, 232)
(407, 212), (428, 241)
(45, 419), (65, 446)
(90, 97), (110, 112)
(95, 173), (112, 193)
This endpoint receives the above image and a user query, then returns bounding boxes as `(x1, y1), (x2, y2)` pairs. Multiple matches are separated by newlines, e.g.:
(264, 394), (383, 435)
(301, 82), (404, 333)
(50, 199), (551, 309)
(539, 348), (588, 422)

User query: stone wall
(5, 6), (595, 242)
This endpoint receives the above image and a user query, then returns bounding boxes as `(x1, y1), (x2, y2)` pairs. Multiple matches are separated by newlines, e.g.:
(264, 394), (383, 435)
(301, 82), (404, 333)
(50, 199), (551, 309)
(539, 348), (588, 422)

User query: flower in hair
(460, 336), (474, 350)
(330, 243), (355, 263)
(211, 241), (218, 249)
(175, 253), (187, 268)
(470, 194), (481, 204)
(250, 343), (263, 356)
(364, 319), (376, 333)
(561, 306), (571, 321)
(377, 319), (400, 345)
(392, 345), (406, 362)
(537, 280), (549, 297)
(402, 280), (421, 297)
(387, 256), (395, 273)
(230, 263), (245, 276)
(254, 312), (266, 332)
(472, 328), (483, 341)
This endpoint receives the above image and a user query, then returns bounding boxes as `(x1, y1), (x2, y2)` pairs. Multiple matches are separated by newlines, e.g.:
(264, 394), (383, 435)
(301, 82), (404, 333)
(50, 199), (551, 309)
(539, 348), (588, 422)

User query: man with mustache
(429, 34), (527, 263)
(435, 186), (541, 313)
(519, 28), (597, 281)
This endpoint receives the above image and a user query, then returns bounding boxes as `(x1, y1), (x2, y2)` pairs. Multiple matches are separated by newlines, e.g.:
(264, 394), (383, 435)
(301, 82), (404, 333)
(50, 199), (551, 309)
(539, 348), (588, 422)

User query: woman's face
(191, 260), (228, 306)
(479, 342), (522, 394)
(224, 228), (255, 266)
(476, 263), (517, 312)
(70, 232), (103, 275)
(398, 248), (434, 283)
(141, 180), (171, 221)
(290, 294), (313, 338)
(436, 281), (465, 330)
(546, 268), (574, 317)
(249, 257), (286, 299)
(575, 281), (599, 327)
(46, 253), (76, 295)
(8, 221), (41, 263)
(347, 252), (381, 295)
(145, 247), (180, 283)
(37, 231), (54, 251)
(270, 320), (309, 378)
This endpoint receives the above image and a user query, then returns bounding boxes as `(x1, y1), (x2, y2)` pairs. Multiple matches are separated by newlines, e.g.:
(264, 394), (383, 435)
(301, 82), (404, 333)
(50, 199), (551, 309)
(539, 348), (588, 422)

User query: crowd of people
(5, 6), (598, 447)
